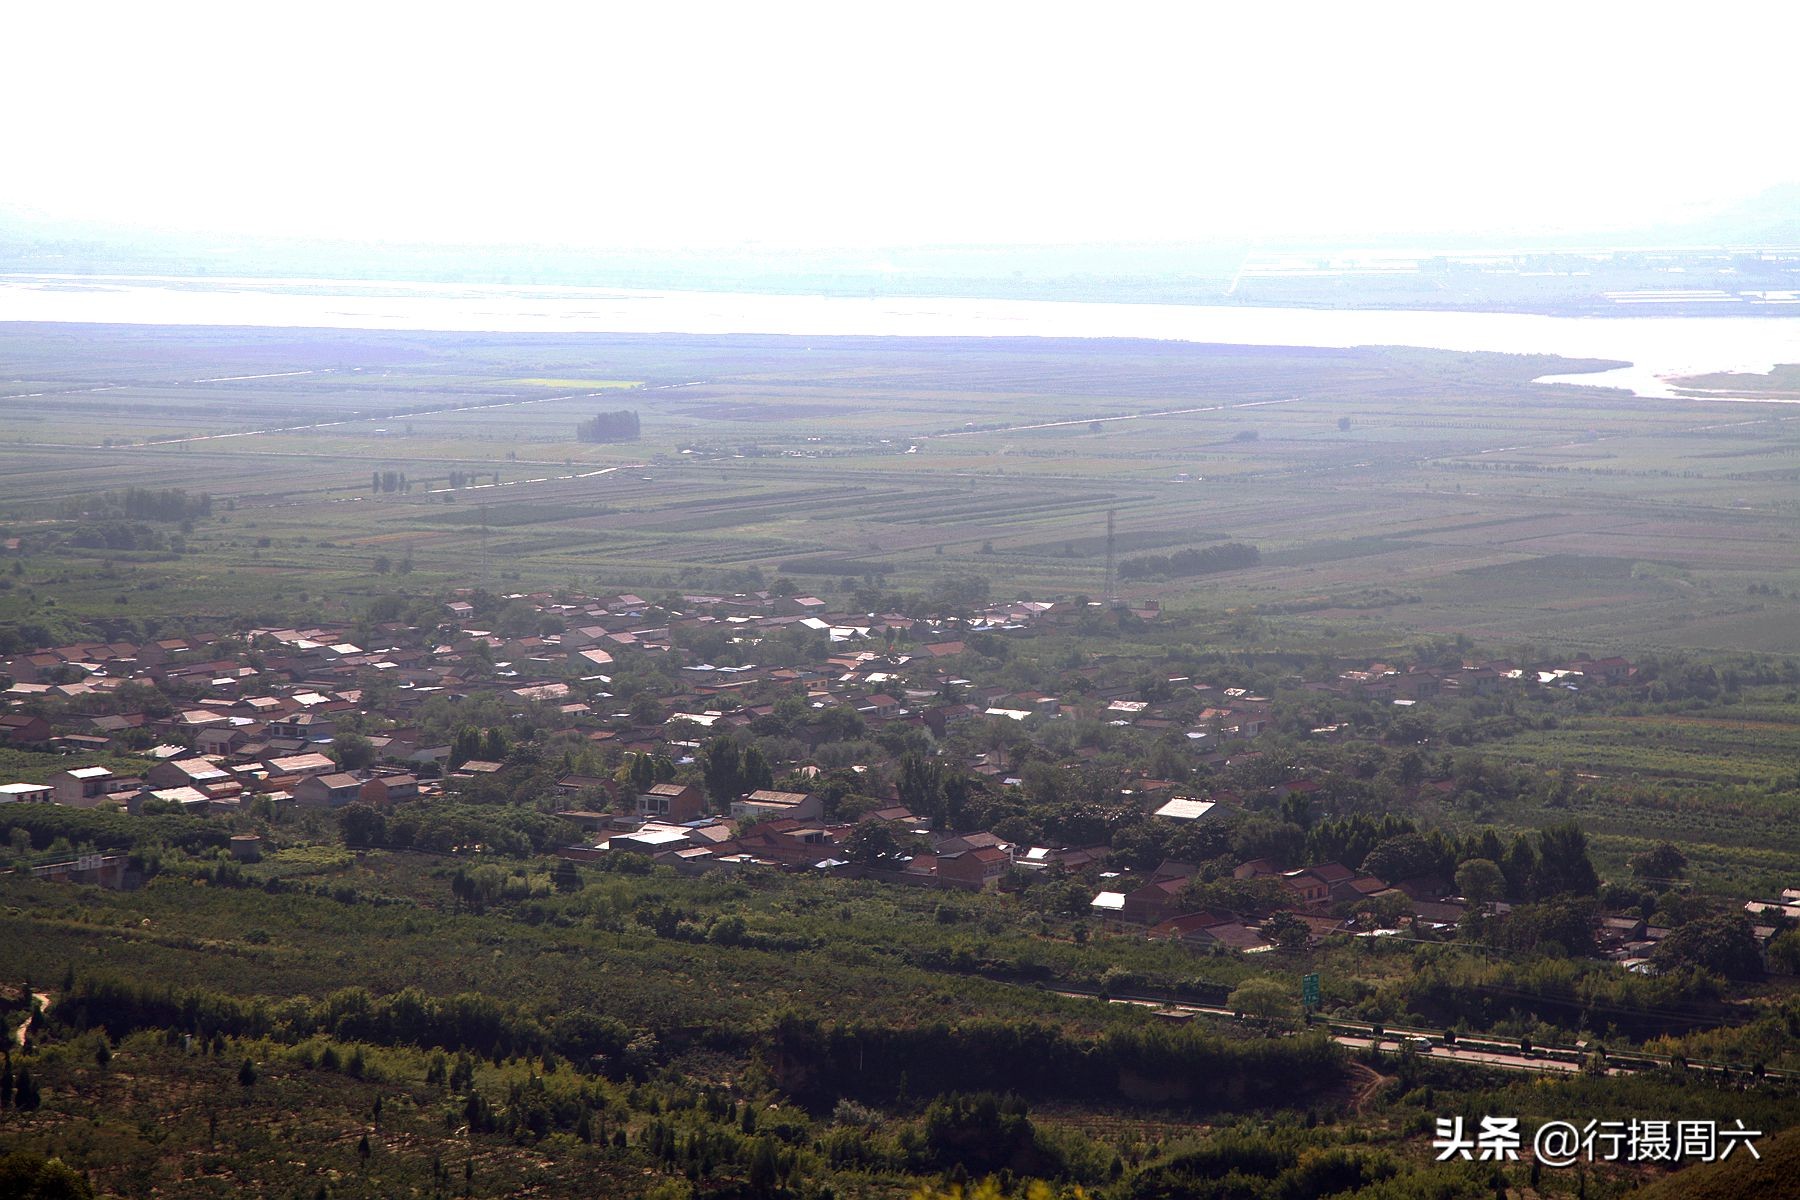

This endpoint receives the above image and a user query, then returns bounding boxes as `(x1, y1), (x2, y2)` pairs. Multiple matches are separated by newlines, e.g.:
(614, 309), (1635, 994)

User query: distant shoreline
(3, 272), (1798, 402)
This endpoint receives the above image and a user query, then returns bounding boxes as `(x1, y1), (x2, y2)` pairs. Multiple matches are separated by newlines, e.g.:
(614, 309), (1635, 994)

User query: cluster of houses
(0, 752), (430, 818)
(0, 591), (1084, 821)
(1090, 858), (1399, 952)
(554, 778), (1489, 953)
(0, 586), (1639, 832)
(0, 586), (1699, 956)
(0, 586), (1640, 793)
(554, 776), (1092, 892)
(1744, 888), (1800, 969)
(1323, 656), (1632, 704)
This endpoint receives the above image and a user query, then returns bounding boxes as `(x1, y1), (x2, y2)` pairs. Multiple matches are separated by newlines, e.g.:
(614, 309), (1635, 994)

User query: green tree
(338, 803), (387, 847)
(814, 704), (865, 744)
(747, 1135), (781, 1195)
(1632, 842), (1687, 882)
(1765, 929), (1800, 974)
(702, 738), (745, 805)
(1260, 911), (1310, 950)
(1178, 876), (1290, 916)
(331, 733), (377, 771)
(842, 822), (901, 865)
(1228, 976), (1297, 1028)
(0, 1150), (95, 1199)
(1501, 833), (1538, 900)
(450, 726), (483, 770)
(622, 751), (656, 791)
(551, 858), (582, 893)
(1494, 897), (1597, 957)
(1534, 822), (1599, 897)
(1455, 858), (1505, 907)
(919, 1092), (1035, 1176)
(898, 754), (946, 826)
(1652, 911), (1763, 980)
(1361, 832), (1443, 884)
(740, 745), (774, 792)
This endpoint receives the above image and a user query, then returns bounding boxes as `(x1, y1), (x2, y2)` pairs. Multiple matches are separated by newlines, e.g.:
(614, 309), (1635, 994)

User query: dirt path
(1342, 1060), (1385, 1114)
(15, 991), (51, 1050)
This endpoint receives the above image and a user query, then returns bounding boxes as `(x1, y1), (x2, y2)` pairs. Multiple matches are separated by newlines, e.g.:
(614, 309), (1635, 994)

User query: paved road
(1333, 1034), (1585, 1075)
(1061, 991), (1592, 1076)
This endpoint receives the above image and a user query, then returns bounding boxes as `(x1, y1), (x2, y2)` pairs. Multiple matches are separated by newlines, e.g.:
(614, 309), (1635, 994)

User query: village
(1, 586), (1789, 976)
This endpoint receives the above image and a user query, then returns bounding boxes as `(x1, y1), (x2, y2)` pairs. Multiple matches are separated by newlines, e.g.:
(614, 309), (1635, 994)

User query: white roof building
(1153, 797), (1216, 821)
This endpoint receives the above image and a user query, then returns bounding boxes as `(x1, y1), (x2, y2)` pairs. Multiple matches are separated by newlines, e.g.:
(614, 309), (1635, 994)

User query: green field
(1, 326), (1796, 655)
(3, 838), (1795, 1199)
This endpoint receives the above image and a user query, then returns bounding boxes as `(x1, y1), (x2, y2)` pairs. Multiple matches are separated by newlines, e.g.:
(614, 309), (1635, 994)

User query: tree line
(1119, 541), (1259, 581)
(53, 974), (568, 1065)
(445, 469), (500, 489)
(766, 1014), (1341, 1111)
(55, 487), (211, 523)
(337, 800), (577, 858)
(576, 410), (641, 442)
(0, 805), (228, 860)
(63, 522), (182, 553)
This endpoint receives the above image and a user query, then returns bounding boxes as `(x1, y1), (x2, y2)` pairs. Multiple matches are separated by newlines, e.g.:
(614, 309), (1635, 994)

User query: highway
(1049, 987), (1788, 1081)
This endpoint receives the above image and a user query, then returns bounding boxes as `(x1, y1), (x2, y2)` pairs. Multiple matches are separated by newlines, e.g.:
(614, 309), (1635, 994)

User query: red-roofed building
(937, 846), (1010, 889)
(1121, 878), (1189, 924)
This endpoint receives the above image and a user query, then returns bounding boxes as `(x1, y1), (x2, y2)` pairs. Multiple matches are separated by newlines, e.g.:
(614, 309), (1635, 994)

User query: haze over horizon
(7, 2), (1799, 262)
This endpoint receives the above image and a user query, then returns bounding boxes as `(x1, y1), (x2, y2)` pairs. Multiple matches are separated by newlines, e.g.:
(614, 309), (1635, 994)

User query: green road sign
(1301, 973), (1320, 1009)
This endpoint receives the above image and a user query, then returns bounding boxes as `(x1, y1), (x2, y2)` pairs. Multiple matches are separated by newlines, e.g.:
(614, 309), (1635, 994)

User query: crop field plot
(506, 377), (640, 389)
(0, 324), (1796, 649)
(1505, 793), (1799, 892)
(1494, 713), (1800, 789)
(1431, 679), (1800, 892)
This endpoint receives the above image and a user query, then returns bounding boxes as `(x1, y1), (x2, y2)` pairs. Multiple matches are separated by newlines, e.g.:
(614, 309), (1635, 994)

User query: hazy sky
(7, 2), (1795, 250)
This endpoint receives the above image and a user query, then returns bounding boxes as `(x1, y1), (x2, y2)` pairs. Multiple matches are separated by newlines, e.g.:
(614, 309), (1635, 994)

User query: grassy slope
(1629, 1122), (1800, 1198)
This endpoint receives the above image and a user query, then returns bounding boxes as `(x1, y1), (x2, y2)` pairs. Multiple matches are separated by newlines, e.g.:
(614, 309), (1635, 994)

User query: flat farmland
(1454, 687), (1800, 893)
(1, 324), (1796, 652)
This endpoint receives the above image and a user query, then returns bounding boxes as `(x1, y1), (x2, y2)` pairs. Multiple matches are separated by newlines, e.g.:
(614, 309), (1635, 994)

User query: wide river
(3, 272), (1798, 401)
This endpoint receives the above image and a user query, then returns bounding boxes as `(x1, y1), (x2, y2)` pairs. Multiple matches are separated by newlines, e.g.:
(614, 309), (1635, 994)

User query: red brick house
(0, 714), (52, 746)
(294, 772), (364, 809)
(937, 846), (1010, 889)
(360, 773), (421, 805)
(1121, 878), (1190, 924)
(638, 782), (705, 823)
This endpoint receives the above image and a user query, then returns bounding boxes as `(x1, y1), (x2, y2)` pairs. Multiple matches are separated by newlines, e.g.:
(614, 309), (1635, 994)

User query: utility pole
(1103, 509), (1116, 607)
